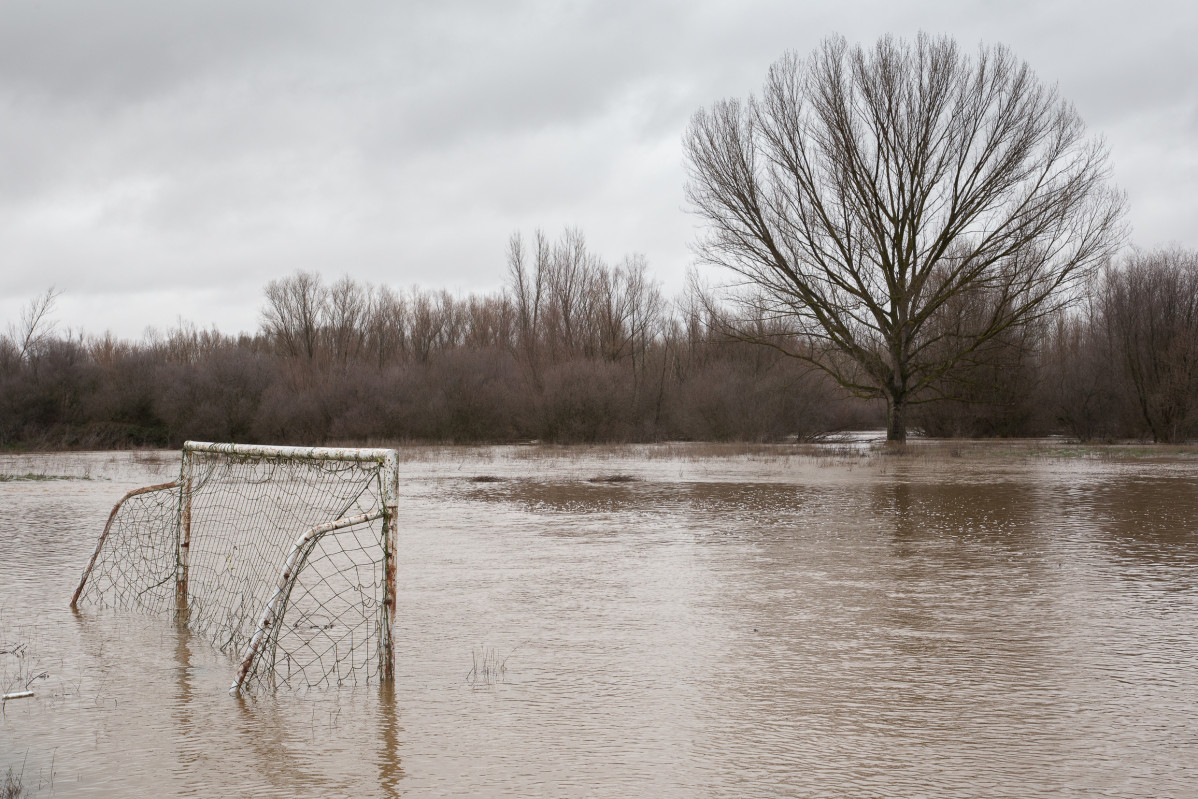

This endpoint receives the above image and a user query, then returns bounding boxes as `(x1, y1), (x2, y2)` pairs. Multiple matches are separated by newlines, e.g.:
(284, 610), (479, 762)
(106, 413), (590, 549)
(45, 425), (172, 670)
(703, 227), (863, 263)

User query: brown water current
(1, 443), (1196, 797)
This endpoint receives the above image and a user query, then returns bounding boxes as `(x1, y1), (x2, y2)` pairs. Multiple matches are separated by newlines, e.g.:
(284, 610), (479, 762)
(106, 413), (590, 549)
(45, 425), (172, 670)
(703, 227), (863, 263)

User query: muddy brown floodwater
(1, 443), (1197, 797)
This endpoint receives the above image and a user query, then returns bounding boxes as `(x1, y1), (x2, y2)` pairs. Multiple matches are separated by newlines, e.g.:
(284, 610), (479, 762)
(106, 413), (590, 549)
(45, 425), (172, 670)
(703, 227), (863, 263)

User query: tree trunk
(886, 394), (907, 444)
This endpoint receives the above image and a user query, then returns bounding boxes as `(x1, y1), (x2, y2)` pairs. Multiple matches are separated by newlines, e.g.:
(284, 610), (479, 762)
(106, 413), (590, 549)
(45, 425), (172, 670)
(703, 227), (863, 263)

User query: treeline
(1, 235), (1195, 449)
(0, 230), (871, 449)
(914, 247), (1198, 442)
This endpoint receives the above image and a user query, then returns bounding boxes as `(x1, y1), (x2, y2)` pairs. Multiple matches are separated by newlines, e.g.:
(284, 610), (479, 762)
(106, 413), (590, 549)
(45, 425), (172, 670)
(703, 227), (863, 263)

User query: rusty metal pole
(381, 450), (399, 681)
(176, 453), (192, 613)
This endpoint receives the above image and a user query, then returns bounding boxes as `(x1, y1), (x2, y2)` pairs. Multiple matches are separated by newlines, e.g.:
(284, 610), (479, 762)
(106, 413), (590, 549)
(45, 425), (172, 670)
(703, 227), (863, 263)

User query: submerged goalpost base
(71, 442), (399, 695)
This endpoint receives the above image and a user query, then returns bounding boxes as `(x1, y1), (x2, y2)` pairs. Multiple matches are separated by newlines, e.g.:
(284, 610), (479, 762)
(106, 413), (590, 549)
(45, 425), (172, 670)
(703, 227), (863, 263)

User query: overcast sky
(2, 0), (1196, 339)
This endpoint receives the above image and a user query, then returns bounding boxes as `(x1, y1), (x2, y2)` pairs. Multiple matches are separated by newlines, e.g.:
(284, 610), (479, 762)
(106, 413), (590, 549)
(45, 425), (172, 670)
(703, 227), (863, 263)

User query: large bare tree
(684, 33), (1126, 442)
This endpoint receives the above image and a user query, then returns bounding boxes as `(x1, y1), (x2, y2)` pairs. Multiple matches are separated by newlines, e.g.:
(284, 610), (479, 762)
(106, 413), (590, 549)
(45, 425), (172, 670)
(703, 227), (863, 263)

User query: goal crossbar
(184, 440), (400, 466)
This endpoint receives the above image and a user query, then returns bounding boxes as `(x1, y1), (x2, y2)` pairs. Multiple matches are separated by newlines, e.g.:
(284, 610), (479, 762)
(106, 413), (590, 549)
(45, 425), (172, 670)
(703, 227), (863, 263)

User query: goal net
(71, 442), (399, 695)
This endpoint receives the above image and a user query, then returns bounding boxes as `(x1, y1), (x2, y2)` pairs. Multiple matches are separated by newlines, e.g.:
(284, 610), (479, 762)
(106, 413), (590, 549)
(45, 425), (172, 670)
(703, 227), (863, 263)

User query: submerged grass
(889, 440), (1198, 461)
(587, 474), (639, 483)
(439, 440), (1198, 491)
(2, 638), (50, 699)
(465, 642), (526, 687)
(2, 764), (27, 799)
(0, 473), (91, 483)
(466, 647), (506, 686)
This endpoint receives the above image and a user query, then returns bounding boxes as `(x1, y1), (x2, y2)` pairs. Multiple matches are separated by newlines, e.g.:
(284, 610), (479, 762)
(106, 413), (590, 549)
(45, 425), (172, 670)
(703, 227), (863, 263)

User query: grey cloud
(1, 0), (1196, 339)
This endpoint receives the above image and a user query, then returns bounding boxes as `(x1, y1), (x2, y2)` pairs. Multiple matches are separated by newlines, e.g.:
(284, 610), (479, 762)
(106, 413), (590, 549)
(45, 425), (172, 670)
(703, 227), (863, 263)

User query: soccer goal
(71, 442), (399, 695)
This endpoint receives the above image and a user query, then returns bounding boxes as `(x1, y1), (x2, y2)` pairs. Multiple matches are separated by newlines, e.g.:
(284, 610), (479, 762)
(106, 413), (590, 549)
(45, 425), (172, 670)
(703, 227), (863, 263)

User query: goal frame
(71, 441), (400, 695)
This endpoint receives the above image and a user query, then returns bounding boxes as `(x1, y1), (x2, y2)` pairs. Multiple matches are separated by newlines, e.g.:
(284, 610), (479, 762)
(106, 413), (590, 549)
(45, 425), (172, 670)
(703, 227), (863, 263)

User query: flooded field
(2, 442), (1197, 797)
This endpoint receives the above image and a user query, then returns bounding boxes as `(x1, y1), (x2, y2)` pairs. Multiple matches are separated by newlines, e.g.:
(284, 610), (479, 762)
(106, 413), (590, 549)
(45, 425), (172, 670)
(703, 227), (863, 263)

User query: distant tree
(7, 287), (62, 363)
(1099, 248), (1198, 443)
(407, 289), (449, 363)
(1041, 307), (1120, 442)
(544, 227), (595, 359)
(325, 275), (369, 366)
(684, 33), (1126, 442)
(261, 271), (327, 361)
(506, 229), (549, 386)
(364, 285), (408, 368)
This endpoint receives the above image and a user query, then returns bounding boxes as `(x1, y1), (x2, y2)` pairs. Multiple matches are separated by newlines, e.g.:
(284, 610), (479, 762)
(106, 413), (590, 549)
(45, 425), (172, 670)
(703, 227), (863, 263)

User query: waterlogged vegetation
(1, 612), (67, 798)
(0, 473), (92, 482)
(2, 236), (1197, 452)
(2, 767), (28, 799)
(0, 460), (96, 482)
(465, 643), (526, 687)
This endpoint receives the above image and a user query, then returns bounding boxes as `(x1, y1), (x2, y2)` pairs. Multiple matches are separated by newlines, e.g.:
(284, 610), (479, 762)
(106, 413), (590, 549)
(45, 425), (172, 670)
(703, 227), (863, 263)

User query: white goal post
(71, 441), (399, 695)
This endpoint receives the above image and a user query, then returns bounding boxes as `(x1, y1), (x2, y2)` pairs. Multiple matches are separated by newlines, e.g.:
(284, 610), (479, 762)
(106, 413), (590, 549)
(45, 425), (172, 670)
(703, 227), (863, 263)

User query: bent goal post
(71, 442), (399, 695)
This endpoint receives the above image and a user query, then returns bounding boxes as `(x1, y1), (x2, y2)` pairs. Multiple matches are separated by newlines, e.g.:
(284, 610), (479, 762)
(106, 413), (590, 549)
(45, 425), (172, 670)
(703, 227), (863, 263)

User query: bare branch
(8, 287), (63, 362)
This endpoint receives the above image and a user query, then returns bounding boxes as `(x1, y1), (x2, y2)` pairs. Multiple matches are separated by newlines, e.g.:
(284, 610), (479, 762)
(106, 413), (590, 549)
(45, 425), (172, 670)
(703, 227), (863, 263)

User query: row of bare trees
(910, 247), (1198, 442)
(262, 272), (515, 368)
(1048, 248), (1198, 443)
(1, 239), (1194, 450)
(0, 229), (872, 449)
(254, 229), (667, 375)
